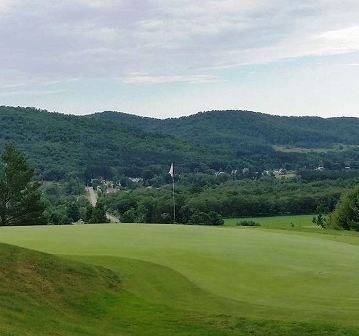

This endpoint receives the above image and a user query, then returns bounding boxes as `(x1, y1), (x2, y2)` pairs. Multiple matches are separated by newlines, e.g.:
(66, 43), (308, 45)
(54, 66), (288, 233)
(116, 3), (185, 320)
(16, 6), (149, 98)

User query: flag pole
(172, 174), (176, 224)
(169, 163), (176, 224)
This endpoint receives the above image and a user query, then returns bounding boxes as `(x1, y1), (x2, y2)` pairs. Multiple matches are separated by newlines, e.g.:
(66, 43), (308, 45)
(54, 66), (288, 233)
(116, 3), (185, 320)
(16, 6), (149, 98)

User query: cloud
(1, 0), (359, 87)
(0, 0), (11, 12)
(122, 73), (222, 84)
(316, 26), (359, 53)
(0, 89), (65, 96)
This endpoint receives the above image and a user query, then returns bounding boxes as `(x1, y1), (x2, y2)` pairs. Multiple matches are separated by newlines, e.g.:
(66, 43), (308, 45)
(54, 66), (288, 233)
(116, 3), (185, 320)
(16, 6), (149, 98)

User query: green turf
(225, 214), (359, 245)
(0, 224), (359, 335)
(224, 214), (317, 230)
(0, 243), (123, 336)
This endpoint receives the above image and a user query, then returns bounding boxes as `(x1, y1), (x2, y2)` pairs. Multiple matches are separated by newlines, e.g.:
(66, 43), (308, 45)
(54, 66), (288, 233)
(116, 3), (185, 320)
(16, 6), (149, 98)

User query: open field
(225, 214), (317, 230)
(0, 223), (359, 335)
(273, 144), (359, 153)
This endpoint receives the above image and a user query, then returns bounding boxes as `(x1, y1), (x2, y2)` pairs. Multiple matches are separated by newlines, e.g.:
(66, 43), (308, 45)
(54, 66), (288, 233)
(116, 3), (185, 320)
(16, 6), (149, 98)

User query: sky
(0, 0), (358, 118)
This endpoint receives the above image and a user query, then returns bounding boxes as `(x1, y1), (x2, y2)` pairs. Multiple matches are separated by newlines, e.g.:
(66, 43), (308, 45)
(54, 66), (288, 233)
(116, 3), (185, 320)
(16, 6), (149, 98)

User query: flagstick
(172, 175), (176, 224)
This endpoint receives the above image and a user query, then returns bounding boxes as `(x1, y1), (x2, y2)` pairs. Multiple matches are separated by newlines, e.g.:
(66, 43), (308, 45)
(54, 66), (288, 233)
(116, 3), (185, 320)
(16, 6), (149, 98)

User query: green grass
(225, 214), (317, 230)
(0, 243), (123, 336)
(225, 214), (359, 245)
(273, 144), (359, 153)
(0, 223), (359, 335)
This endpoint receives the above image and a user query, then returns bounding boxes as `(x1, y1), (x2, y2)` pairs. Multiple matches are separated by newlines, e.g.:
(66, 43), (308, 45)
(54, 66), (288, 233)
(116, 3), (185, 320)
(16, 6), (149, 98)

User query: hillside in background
(93, 110), (359, 150)
(1, 106), (359, 181)
(0, 106), (232, 180)
(93, 110), (359, 171)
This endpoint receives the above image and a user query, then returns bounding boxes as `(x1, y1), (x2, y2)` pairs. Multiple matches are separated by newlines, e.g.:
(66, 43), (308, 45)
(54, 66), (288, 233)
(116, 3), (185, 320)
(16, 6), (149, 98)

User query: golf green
(0, 223), (358, 326)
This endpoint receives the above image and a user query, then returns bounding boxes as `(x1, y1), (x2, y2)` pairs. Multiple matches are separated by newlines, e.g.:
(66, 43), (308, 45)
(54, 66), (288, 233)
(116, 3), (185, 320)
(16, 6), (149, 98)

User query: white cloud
(1, 0), (359, 88)
(122, 73), (222, 84)
(316, 26), (359, 53)
(0, 0), (11, 13)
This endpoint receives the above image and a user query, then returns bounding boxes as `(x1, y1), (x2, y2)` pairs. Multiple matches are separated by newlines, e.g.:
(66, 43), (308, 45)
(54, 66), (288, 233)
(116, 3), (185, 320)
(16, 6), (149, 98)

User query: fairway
(225, 214), (317, 230)
(1, 223), (359, 333)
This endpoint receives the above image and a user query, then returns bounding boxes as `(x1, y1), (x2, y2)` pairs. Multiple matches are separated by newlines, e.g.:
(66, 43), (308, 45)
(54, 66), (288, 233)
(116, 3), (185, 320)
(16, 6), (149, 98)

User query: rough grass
(0, 223), (359, 335)
(0, 243), (122, 336)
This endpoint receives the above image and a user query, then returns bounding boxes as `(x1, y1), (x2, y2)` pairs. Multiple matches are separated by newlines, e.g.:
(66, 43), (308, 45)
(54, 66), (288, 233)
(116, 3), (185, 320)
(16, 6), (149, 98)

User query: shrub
(236, 220), (261, 227)
(189, 211), (224, 225)
(333, 184), (359, 231)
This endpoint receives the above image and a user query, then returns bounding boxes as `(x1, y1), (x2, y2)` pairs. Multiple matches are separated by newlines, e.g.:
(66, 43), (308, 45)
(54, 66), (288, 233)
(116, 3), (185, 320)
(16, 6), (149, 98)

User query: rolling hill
(93, 110), (359, 150)
(0, 106), (230, 180)
(1, 106), (359, 181)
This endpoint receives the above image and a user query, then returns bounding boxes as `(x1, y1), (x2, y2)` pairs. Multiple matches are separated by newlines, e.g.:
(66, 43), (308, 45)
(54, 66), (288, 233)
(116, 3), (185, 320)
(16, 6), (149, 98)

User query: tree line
(1, 143), (359, 231)
(102, 176), (353, 225)
(0, 144), (107, 226)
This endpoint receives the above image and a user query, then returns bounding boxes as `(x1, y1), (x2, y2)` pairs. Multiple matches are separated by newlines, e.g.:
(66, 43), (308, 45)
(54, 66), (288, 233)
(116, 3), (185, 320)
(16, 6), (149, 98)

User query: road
(86, 186), (97, 207)
(85, 187), (121, 223)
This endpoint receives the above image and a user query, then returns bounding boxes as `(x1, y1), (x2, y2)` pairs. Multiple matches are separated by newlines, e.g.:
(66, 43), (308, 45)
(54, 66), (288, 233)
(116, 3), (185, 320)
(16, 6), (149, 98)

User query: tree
(121, 208), (137, 223)
(85, 205), (93, 222)
(49, 212), (61, 225)
(333, 184), (359, 231)
(208, 211), (224, 226)
(189, 211), (210, 225)
(312, 202), (330, 229)
(88, 202), (108, 224)
(0, 144), (46, 225)
(66, 201), (80, 223)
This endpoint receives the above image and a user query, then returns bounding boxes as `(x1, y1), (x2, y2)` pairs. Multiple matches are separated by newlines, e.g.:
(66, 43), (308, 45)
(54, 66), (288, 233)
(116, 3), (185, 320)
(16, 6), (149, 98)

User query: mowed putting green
(0, 223), (359, 335)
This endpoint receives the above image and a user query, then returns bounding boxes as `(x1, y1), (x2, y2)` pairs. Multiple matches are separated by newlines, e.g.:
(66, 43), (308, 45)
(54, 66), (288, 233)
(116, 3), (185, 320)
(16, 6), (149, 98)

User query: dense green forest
(1, 106), (359, 225)
(102, 175), (355, 224)
(94, 110), (359, 148)
(1, 106), (359, 182)
(0, 106), (230, 180)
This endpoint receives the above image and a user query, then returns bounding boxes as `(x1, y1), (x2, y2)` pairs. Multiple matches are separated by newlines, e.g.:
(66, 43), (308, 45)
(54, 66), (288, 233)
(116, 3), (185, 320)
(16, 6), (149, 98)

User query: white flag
(168, 163), (174, 177)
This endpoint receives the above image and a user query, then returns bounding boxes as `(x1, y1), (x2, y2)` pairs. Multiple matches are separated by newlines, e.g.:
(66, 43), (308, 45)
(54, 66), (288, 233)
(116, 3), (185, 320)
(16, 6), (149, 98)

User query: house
(129, 177), (142, 183)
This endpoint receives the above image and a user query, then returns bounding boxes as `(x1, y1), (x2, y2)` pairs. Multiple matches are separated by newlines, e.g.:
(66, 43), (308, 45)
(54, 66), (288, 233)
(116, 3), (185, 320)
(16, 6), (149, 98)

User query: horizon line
(0, 105), (357, 120)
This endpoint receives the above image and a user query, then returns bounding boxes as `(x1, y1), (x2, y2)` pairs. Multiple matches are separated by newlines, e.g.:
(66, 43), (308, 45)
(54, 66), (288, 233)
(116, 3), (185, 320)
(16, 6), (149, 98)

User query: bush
(236, 220), (261, 227)
(121, 208), (137, 223)
(208, 211), (224, 226)
(189, 211), (224, 225)
(333, 184), (359, 231)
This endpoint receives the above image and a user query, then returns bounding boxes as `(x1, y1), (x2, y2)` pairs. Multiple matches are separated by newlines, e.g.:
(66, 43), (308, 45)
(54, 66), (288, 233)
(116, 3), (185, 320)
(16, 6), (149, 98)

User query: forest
(101, 173), (355, 225)
(1, 106), (359, 182)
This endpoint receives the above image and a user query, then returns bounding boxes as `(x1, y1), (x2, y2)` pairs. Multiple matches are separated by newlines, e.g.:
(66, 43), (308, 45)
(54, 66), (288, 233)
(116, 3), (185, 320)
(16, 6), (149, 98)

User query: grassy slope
(0, 223), (358, 334)
(1, 243), (254, 336)
(0, 243), (123, 336)
(4, 244), (358, 336)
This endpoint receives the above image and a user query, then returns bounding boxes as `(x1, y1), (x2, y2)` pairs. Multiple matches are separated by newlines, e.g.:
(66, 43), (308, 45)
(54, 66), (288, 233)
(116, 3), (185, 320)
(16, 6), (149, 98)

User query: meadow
(0, 217), (359, 335)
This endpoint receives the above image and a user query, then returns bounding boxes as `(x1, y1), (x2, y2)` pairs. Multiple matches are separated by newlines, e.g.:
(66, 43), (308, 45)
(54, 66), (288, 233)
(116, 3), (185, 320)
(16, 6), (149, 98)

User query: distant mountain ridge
(0, 106), (225, 180)
(1, 106), (359, 180)
(92, 110), (359, 150)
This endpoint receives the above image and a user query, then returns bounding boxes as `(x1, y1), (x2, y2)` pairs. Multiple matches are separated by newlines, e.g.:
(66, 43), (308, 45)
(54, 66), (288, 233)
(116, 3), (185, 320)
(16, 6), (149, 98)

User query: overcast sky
(0, 0), (358, 118)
